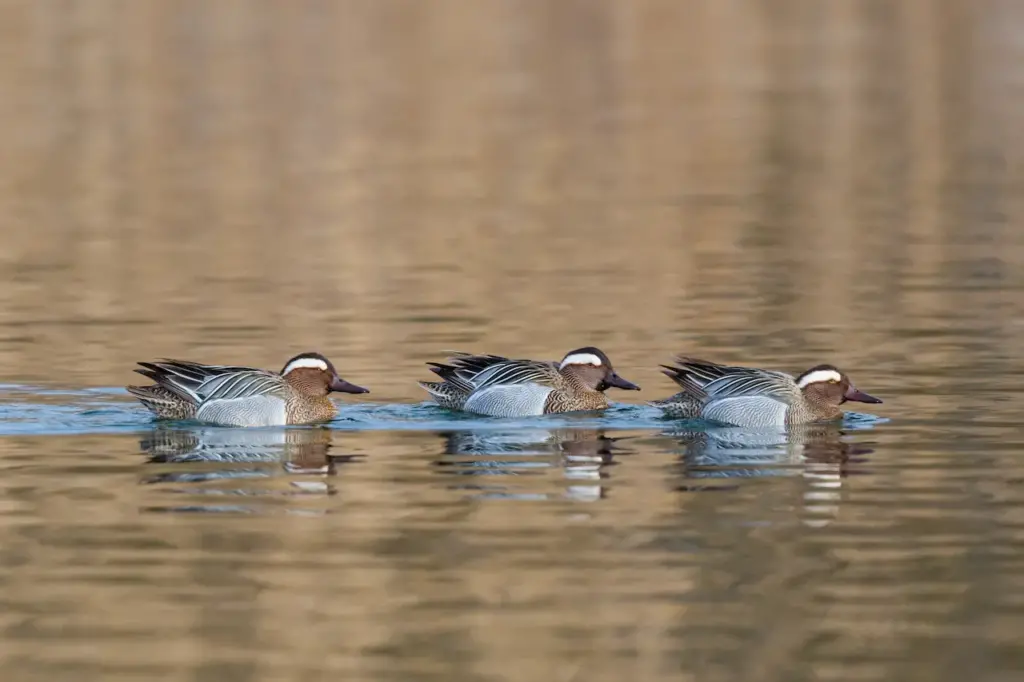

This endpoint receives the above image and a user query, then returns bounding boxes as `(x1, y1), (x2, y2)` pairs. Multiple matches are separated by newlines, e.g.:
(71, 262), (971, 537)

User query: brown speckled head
(557, 346), (641, 393)
(280, 352), (369, 397)
(796, 364), (881, 416)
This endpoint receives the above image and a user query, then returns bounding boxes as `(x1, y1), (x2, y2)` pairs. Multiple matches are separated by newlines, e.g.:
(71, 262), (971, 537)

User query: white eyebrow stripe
(559, 353), (603, 369)
(797, 369), (842, 388)
(282, 357), (329, 374)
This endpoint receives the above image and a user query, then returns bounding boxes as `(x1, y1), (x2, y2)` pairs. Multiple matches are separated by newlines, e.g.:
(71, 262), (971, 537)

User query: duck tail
(418, 380), (446, 397)
(125, 385), (197, 420)
(418, 380), (469, 410)
(647, 393), (704, 419)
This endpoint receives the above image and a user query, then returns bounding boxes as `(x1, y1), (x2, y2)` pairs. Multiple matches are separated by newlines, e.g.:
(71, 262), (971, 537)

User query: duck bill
(330, 376), (370, 394)
(844, 386), (881, 404)
(606, 373), (641, 391)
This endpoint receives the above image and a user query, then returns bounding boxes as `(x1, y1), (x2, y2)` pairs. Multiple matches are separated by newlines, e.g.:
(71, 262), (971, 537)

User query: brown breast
(285, 395), (338, 425)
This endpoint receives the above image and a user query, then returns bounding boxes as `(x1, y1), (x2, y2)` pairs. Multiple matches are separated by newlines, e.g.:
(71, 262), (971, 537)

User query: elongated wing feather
(660, 357), (736, 398)
(197, 371), (288, 402)
(702, 369), (796, 401)
(468, 359), (558, 390)
(427, 352), (512, 393)
(446, 352), (512, 374)
(670, 357), (733, 384)
(663, 357), (796, 401)
(431, 352), (558, 391)
(140, 360), (256, 384)
(136, 360), (287, 404)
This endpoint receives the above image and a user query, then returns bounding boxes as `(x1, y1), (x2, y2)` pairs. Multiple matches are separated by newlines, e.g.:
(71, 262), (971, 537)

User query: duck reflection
(670, 423), (874, 525)
(138, 426), (360, 513)
(434, 427), (630, 502)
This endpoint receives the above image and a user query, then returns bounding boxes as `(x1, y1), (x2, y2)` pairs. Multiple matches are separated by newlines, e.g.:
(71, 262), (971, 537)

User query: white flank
(559, 353), (603, 370)
(282, 357), (329, 374)
(796, 369), (842, 388)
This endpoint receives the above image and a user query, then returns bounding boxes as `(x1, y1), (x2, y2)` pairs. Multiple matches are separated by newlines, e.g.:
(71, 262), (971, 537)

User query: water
(2, 0), (1024, 680)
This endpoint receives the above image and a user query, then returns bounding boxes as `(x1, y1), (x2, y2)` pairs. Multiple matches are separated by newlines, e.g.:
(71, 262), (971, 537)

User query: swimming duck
(651, 357), (881, 427)
(127, 352), (369, 427)
(420, 346), (640, 417)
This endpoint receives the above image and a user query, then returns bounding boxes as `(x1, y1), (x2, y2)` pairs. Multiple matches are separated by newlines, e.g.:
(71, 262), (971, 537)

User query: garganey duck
(651, 357), (881, 427)
(420, 346), (640, 417)
(127, 352), (369, 427)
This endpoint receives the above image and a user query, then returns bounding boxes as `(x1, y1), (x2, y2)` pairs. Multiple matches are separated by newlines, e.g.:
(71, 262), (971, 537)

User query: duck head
(796, 364), (881, 408)
(281, 352), (369, 397)
(558, 347), (640, 392)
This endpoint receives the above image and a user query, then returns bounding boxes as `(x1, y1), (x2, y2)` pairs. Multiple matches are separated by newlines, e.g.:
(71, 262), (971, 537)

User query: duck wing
(660, 357), (740, 398)
(468, 359), (559, 389)
(662, 357), (796, 401)
(701, 368), (797, 401)
(429, 353), (558, 391)
(135, 360), (289, 404)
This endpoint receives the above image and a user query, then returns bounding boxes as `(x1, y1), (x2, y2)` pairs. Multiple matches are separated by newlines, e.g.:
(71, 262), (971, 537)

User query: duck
(126, 352), (369, 427)
(651, 356), (881, 427)
(419, 346), (640, 417)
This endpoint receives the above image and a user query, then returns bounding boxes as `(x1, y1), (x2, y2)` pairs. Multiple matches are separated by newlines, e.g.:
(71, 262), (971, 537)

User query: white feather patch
(796, 369), (842, 388)
(559, 353), (603, 370)
(282, 357), (329, 374)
